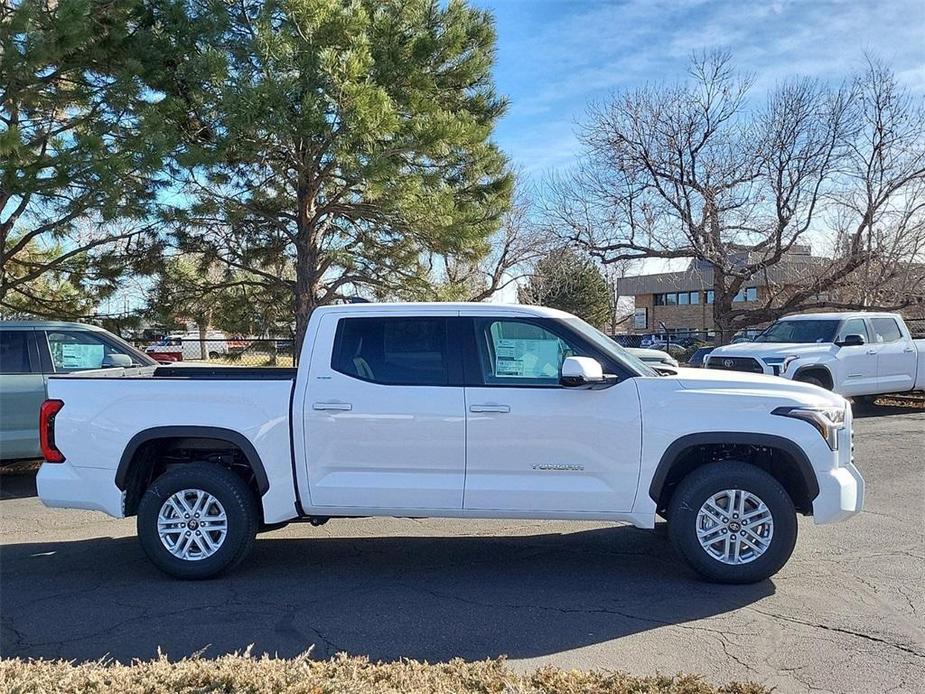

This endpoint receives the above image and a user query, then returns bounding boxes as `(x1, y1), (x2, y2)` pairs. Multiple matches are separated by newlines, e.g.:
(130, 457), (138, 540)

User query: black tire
(137, 463), (258, 579)
(796, 374), (827, 389)
(667, 462), (797, 584)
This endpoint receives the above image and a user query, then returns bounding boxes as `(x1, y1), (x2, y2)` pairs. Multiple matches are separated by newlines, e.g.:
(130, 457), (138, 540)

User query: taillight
(39, 399), (65, 463)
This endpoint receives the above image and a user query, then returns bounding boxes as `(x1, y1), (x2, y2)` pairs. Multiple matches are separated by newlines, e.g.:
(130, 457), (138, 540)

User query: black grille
(706, 356), (765, 374)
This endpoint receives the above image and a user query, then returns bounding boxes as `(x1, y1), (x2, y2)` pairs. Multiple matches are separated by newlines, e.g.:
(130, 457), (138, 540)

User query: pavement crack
(747, 607), (925, 659)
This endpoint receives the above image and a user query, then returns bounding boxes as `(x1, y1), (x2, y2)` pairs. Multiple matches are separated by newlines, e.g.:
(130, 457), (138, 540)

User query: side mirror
(652, 365), (679, 376)
(102, 353), (134, 368)
(836, 334), (865, 347)
(560, 356), (605, 387)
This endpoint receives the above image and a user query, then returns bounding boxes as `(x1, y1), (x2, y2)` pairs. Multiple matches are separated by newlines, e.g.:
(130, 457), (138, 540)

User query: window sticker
(58, 343), (105, 369)
(493, 338), (562, 379)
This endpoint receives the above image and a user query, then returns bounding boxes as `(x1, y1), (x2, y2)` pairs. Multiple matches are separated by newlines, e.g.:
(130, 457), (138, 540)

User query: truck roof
(779, 311), (902, 321)
(0, 320), (110, 331)
(315, 302), (577, 319)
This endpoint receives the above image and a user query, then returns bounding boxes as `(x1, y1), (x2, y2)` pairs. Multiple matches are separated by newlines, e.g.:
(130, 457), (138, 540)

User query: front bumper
(812, 416), (864, 524)
(36, 461), (124, 518)
(813, 462), (864, 524)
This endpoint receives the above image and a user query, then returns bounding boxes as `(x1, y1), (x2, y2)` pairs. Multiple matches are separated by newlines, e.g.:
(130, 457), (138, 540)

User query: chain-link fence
(129, 338), (295, 367)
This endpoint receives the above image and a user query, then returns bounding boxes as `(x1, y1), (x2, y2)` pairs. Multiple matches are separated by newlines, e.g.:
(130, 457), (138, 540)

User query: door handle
(866, 349), (877, 355)
(313, 402), (352, 411)
(469, 404), (510, 413)
(903, 347), (915, 353)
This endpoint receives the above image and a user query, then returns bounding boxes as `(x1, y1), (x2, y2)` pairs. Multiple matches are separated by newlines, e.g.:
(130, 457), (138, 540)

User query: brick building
(616, 246), (826, 335)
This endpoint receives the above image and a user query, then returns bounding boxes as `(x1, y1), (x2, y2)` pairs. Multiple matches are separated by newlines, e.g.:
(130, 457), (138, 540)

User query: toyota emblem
(723, 359), (735, 367)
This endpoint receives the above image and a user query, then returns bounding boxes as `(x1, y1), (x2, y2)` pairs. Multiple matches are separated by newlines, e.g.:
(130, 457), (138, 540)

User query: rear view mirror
(560, 356), (605, 387)
(836, 334), (865, 347)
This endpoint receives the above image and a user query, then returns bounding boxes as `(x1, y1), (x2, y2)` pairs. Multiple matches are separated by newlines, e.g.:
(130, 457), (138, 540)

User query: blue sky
(476, 0), (925, 176)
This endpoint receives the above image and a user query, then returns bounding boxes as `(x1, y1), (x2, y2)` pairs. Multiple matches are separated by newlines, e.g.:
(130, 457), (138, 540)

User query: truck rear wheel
(667, 462), (797, 584)
(137, 463), (258, 579)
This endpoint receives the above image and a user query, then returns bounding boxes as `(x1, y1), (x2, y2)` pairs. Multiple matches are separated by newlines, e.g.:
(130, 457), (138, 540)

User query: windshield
(563, 317), (659, 377)
(754, 319), (839, 344)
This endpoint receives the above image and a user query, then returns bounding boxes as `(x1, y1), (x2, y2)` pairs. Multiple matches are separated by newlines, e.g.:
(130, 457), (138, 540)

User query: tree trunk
(712, 273), (734, 345)
(293, 160), (327, 364)
(198, 321), (208, 360)
(293, 241), (318, 363)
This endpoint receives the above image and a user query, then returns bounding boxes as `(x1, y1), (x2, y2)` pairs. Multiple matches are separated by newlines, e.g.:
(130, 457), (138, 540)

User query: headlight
(772, 405), (845, 450)
(762, 357), (785, 365)
(780, 355), (799, 373)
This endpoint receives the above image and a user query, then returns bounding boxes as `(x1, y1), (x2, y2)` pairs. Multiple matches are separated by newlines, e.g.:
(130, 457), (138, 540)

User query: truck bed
(43, 367), (299, 523)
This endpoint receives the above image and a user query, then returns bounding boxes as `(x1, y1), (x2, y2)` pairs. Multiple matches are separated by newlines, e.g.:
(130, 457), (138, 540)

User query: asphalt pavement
(1, 406), (923, 694)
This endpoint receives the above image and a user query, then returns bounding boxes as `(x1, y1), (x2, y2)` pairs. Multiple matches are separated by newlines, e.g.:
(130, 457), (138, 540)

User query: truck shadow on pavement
(0, 469), (38, 501)
(0, 525), (773, 664)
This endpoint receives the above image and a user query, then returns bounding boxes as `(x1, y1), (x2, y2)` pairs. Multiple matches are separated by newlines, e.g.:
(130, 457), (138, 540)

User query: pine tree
(155, 0), (513, 352)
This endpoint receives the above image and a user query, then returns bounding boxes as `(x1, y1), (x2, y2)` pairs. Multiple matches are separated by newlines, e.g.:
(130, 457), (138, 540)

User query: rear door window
(331, 317), (450, 386)
(870, 318), (902, 343)
(0, 331), (34, 374)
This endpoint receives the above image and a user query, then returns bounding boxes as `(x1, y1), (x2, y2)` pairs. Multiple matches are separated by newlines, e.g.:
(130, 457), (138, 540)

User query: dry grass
(0, 653), (770, 694)
(873, 393), (924, 409)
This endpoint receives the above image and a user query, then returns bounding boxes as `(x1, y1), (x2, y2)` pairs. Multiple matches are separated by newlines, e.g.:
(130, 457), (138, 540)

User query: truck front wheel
(667, 462), (798, 584)
(137, 463), (258, 579)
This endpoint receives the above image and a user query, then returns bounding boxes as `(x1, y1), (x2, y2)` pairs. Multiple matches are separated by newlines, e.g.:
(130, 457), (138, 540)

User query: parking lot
(1, 407), (922, 694)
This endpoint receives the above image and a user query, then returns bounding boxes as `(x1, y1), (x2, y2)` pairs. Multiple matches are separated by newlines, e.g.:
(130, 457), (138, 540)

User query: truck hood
(670, 367), (846, 408)
(710, 342), (835, 359)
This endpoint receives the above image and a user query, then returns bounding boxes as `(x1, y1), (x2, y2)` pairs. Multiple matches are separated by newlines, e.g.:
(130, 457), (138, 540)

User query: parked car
(37, 303), (863, 583)
(687, 346), (715, 368)
(626, 347), (679, 369)
(0, 321), (156, 465)
(144, 331), (231, 362)
(731, 329), (763, 344)
(646, 339), (687, 355)
(706, 312), (925, 396)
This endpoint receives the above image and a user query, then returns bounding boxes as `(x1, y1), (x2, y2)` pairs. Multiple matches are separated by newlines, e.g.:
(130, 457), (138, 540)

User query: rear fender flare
(115, 426), (269, 496)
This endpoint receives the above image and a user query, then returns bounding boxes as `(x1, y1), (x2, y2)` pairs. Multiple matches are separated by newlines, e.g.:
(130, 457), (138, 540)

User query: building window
(733, 287), (758, 303)
(706, 290), (714, 304)
(655, 291), (701, 306)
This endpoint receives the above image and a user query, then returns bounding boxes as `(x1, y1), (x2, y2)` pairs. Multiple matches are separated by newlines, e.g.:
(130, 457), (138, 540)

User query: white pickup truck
(37, 303), (864, 584)
(706, 312), (925, 398)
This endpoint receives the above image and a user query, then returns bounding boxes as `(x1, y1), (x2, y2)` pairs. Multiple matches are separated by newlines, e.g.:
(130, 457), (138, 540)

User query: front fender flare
(648, 431), (820, 505)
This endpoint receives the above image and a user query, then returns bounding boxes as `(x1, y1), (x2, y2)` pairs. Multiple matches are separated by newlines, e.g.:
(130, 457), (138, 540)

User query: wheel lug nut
(731, 535), (737, 540)
(733, 514), (738, 519)
(184, 514), (190, 519)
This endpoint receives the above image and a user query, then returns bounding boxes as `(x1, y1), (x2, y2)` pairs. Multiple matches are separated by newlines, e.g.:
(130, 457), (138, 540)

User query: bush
(0, 653), (770, 693)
